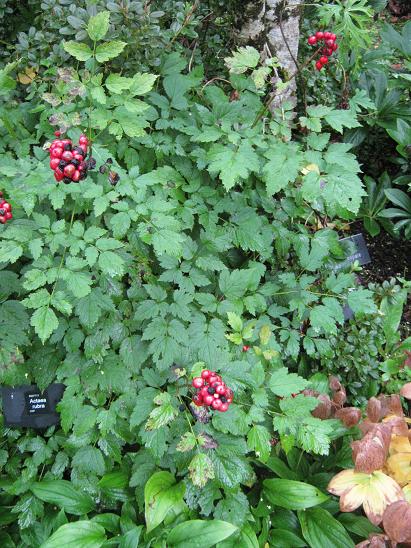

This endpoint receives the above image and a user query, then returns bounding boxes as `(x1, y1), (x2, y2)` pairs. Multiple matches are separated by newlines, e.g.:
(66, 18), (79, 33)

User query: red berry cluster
(0, 192), (12, 224)
(307, 31), (338, 70)
(192, 370), (233, 412)
(49, 132), (92, 184)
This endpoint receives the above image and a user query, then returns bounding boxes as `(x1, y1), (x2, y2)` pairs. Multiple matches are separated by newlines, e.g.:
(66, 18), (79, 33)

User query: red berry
(216, 385), (226, 395)
(52, 139), (63, 148)
(203, 395), (214, 406)
(226, 397), (233, 404)
(54, 130), (61, 137)
(50, 158), (60, 170)
(315, 31), (324, 40)
(62, 151), (73, 162)
(326, 39), (334, 47)
(242, 345), (250, 352)
(64, 164), (76, 178)
(0, 215), (6, 224)
(315, 61), (323, 70)
(79, 134), (88, 144)
(209, 376), (218, 384)
(332, 42), (338, 51)
(199, 388), (208, 399)
(73, 154), (84, 162)
(79, 144), (88, 154)
(211, 399), (222, 410)
(326, 48), (334, 56)
(201, 370), (211, 379)
(71, 170), (81, 182)
(2, 202), (11, 212)
(192, 377), (204, 389)
(5, 212), (12, 220)
(324, 31), (332, 39)
(51, 147), (63, 159)
(54, 168), (64, 182)
(193, 395), (203, 406)
(330, 33), (337, 41)
(308, 36), (317, 45)
(220, 403), (229, 412)
(320, 56), (329, 64)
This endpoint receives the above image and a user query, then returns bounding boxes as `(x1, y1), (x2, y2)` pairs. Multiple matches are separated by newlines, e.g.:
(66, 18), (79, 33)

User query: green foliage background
(0, 1), (409, 546)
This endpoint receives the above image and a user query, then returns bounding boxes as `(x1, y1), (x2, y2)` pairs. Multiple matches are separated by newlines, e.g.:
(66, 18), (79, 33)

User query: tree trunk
(237, 0), (302, 110)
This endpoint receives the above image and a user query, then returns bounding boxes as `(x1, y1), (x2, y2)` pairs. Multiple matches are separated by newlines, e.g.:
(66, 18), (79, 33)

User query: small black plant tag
(1, 384), (65, 429)
(332, 233), (371, 272)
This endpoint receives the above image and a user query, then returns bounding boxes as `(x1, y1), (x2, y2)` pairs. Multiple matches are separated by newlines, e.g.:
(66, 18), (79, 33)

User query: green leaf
(66, 272), (92, 298)
(263, 143), (300, 195)
(347, 289), (377, 315)
(324, 109), (361, 134)
(105, 74), (133, 94)
(227, 311), (243, 332)
(167, 520), (238, 548)
(23, 269), (47, 291)
(30, 306), (59, 343)
(189, 453), (215, 488)
(72, 446), (106, 476)
(129, 72), (158, 95)
(298, 508), (355, 548)
(176, 432), (197, 452)
(87, 11), (110, 41)
(40, 521), (106, 548)
(98, 251), (124, 277)
(31, 480), (95, 515)
(269, 367), (308, 397)
(118, 527), (143, 548)
(263, 479), (328, 510)
(207, 141), (259, 191)
(0, 241), (23, 264)
(144, 471), (186, 532)
(269, 529), (306, 547)
(247, 425), (271, 462)
(95, 40), (126, 62)
(225, 46), (260, 74)
(338, 513), (380, 538)
(63, 41), (93, 61)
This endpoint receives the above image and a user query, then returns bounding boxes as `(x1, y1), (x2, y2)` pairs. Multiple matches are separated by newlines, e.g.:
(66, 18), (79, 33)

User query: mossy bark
(236, 0), (302, 110)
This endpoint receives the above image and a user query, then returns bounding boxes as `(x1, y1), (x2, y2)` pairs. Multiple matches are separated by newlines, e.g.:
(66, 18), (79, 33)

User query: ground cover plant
(0, 1), (410, 546)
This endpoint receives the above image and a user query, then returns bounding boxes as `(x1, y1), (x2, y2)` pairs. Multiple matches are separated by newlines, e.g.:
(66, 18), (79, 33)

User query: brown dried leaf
(329, 375), (342, 391)
(355, 534), (390, 548)
(335, 407), (361, 427)
(400, 383), (411, 400)
(383, 501), (411, 543)
(333, 388), (347, 408)
(312, 394), (332, 419)
(352, 424), (392, 473)
(367, 397), (382, 423)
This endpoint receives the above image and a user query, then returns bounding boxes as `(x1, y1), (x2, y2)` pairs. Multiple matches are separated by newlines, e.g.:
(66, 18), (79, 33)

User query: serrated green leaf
(247, 425), (271, 462)
(63, 41), (93, 61)
(225, 46), (260, 74)
(87, 11), (110, 41)
(105, 74), (133, 94)
(95, 40), (126, 63)
(30, 306), (59, 343)
(269, 368), (308, 398)
(189, 453), (215, 488)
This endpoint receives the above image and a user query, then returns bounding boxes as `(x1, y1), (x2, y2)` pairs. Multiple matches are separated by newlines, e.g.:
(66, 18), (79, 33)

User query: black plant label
(332, 233), (371, 272)
(1, 384), (65, 429)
